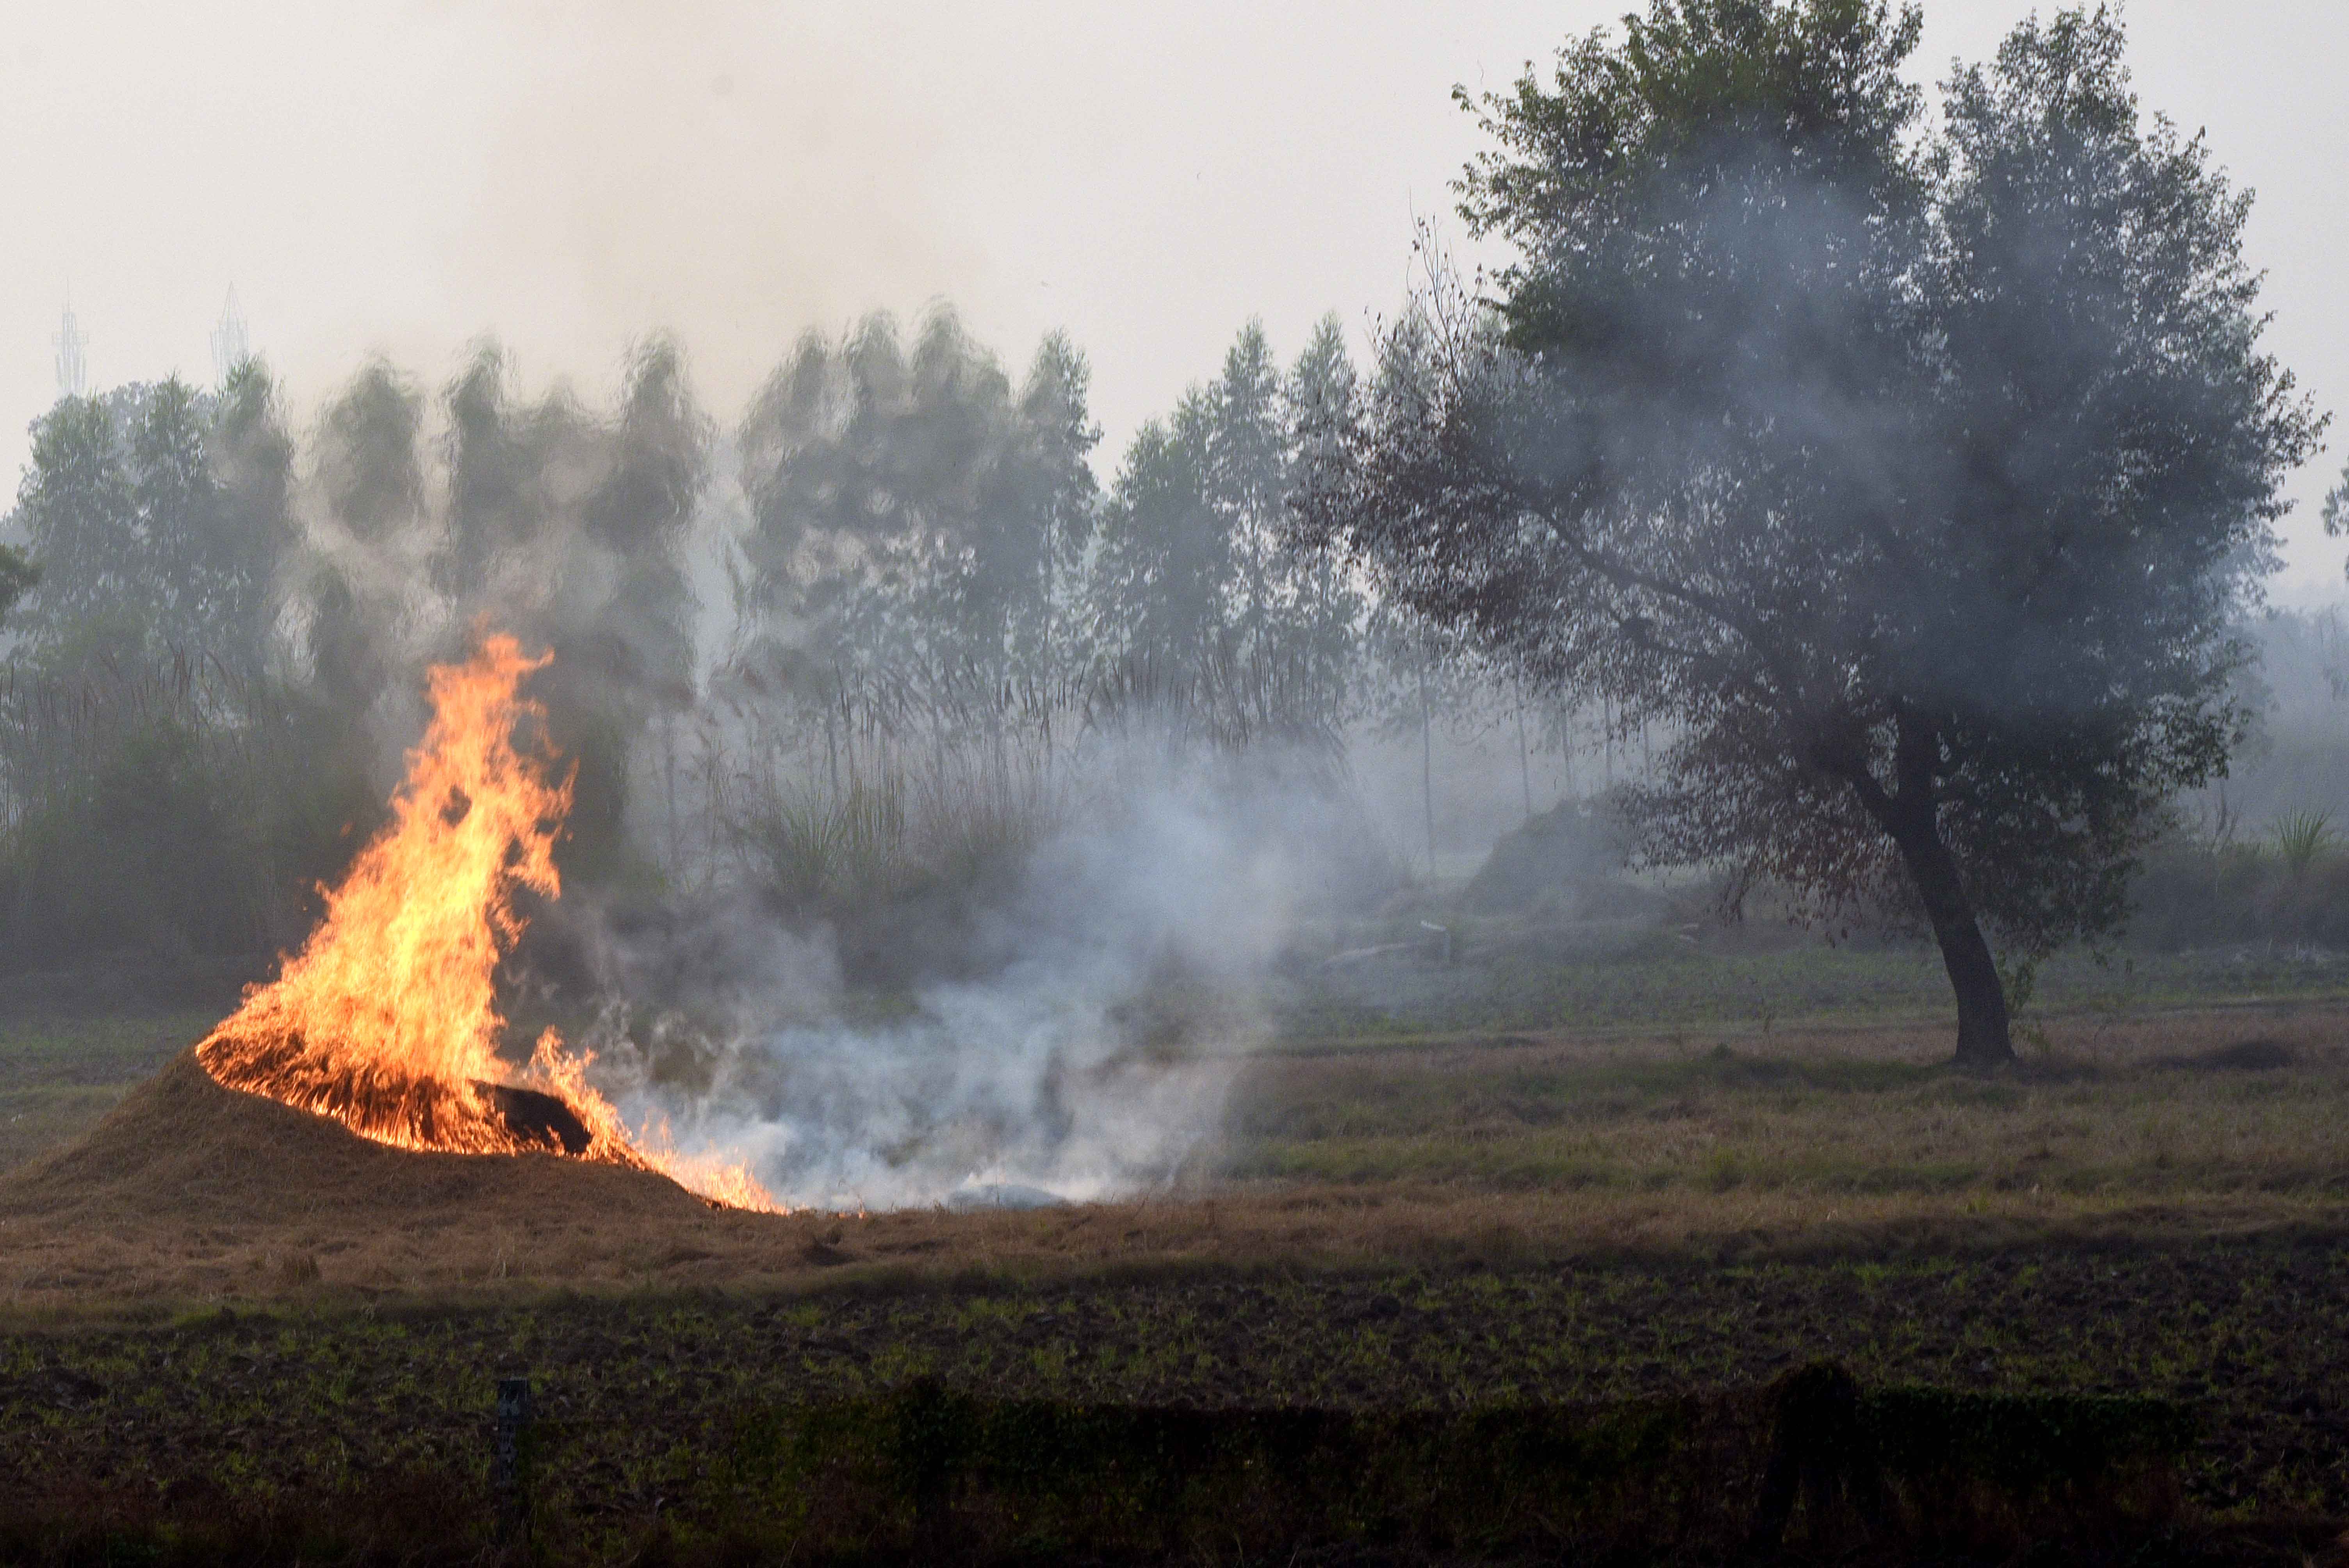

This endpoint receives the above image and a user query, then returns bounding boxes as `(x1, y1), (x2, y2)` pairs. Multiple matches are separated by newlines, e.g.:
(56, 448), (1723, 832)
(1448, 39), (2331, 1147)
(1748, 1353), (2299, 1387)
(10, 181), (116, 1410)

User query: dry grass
(1236, 1002), (2349, 1199)
(1, 999), (2347, 1317)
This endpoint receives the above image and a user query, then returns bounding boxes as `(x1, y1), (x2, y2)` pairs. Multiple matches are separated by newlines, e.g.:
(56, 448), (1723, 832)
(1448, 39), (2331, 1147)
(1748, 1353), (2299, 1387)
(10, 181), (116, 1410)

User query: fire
(195, 635), (775, 1212)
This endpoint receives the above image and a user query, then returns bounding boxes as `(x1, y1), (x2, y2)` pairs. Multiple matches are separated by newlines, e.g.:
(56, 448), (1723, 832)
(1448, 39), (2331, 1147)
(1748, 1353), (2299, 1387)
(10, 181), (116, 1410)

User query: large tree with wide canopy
(1299, 1), (2323, 1065)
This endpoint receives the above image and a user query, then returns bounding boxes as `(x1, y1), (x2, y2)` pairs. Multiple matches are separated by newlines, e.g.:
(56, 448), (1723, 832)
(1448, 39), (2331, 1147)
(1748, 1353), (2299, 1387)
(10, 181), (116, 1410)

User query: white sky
(3, 1), (2343, 599)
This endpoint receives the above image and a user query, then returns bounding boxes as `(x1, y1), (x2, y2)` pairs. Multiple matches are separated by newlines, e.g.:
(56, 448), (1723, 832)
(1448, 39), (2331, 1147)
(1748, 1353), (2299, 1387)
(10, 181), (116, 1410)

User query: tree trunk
(1515, 702), (1533, 822)
(1850, 708), (2015, 1069)
(1886, 814), (2013, 1068)
(1419, 663), (1436, 877)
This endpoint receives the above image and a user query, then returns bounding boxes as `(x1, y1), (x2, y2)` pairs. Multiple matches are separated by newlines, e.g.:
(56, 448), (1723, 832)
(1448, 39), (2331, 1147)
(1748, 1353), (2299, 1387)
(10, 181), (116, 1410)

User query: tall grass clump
(2269, 809), (2336, 877)
(2128, 807), (2349, 952)
(727, 755), (1067, 921)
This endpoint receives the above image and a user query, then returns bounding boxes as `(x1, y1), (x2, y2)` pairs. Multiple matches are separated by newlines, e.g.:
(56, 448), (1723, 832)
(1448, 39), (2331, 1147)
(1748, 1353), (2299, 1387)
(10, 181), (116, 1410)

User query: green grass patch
(0, 1356), (2208, 1565)
(0, 1007), (213, 1172)
(0, 1007), (214, 1087)
(4, 1236), (2345, 1536)
(1279, 942), (2349, 1043)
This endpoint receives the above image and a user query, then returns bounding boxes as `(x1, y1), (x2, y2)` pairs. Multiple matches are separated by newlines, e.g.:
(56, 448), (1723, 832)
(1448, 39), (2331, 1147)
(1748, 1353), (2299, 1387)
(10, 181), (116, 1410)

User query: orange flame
(195, 634), (776, 1212)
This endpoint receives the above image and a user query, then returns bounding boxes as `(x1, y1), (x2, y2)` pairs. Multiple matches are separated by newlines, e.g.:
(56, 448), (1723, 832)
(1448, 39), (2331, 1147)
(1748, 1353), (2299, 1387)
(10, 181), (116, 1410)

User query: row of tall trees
(0, 309), (1531, 974)
(10, 369), (288, 679)
(724, 312), (1415, 755)
(0, 340), (722, 967)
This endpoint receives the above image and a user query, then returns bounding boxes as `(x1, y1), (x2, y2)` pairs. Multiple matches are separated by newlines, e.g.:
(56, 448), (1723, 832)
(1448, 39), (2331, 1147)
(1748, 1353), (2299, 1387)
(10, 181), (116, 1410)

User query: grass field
(0, 1005), (214, 1173)
(1277, 931), (2349, 1042)
(6, 946), (2349, 1561)
(1234, 1013), (2349, 1199)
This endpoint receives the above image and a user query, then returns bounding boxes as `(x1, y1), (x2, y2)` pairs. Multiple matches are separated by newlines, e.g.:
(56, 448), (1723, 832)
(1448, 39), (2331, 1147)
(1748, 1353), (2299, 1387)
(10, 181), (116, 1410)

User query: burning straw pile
(193, 635), (770, 1210)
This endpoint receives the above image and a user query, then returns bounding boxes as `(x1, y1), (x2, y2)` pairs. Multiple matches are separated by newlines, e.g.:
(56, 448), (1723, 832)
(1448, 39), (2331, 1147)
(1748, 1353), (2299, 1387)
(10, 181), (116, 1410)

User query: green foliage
(0, 331), (724, 979)
(0, 1347), (2198, 1564)
(738, 776), (912, 911)
(317, 358), (426, 542)
(11, 395), (138, 645)
(0, 654), (379, 971)
(775, 1383), (1722, 1557)
(204, 361), (300, 684)
(31, 719), (253, 956)
(0, 309), (1402, 989)
(1278, 934), (2349, 1046)
(1458, 796), (1635, 914)
(724, 752), (1065, 987)
(719, 314), (1126, 933)
(290, 362), (424, 755)
(0, 361), (375, 972)
(11, 374), (293, 679)
(1860, 1384), (2194, 1494)
(2129, 829), (2349, 950)
(1995, 952), (2039, 1018)
(2324, 453), (2349, 579)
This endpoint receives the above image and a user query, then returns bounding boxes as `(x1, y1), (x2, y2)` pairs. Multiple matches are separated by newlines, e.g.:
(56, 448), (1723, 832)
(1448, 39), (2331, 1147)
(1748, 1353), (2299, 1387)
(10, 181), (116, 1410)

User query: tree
(1089, 393), (1226, 675)
(204, 361), (299, 684)
(9, 374), (293, 679)
(1089, 318), (1367, 743)
(735, 310), (1100, 728)
(420, 339), (717, 893)
(10, 395), (140, 650)
(1281, 318), (1372, 718)
(547, 337), (711, 888)
(1, 376), (305, 967)
(435, 343), (603, 611)
(0, 547), (35, 633)
(2325, 457), (2349, 580)
(297, 359), (428, 724)
(124, 380), (221, 654)
(1300, 2), (2322, 1066)
(992, 324), (1100, 677)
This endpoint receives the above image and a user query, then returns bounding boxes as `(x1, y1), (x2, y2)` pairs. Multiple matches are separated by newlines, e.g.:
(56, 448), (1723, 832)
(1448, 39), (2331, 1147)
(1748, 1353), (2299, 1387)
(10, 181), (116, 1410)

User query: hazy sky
(4, 1), (2343, 599)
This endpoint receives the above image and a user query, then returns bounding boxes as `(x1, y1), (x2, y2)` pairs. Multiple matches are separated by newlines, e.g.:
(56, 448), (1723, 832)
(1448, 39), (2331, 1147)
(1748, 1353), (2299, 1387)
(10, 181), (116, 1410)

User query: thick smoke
(583, 762), (1333, 1209)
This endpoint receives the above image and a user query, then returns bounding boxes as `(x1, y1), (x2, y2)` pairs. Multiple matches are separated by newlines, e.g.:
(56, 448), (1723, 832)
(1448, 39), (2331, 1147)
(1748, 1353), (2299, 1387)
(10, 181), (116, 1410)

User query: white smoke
(590, 764), (1335, 1211)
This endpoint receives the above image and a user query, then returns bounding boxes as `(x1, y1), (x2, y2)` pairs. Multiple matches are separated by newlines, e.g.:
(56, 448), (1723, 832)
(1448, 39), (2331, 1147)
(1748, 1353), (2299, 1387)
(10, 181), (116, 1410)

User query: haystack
(0, 1049), (731, 1301)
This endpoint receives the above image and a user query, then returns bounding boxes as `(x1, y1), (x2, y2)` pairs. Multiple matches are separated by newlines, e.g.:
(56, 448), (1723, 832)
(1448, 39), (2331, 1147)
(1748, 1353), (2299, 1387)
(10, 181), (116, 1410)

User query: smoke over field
(2, 1), (2345, 1208)
(3, 305), (2346, 1206)
(581, 775), (1330, 1210)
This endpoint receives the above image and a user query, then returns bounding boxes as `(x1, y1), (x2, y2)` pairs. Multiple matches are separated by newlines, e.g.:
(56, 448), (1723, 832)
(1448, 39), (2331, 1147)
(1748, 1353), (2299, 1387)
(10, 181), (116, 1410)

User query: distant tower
(210, 288), (250, 386)
(53, 301), (87, 399)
